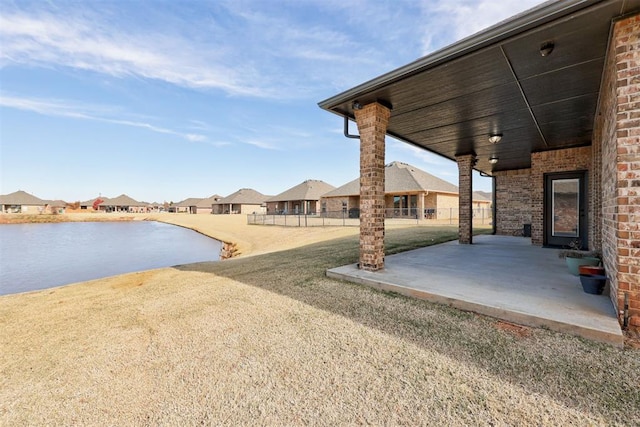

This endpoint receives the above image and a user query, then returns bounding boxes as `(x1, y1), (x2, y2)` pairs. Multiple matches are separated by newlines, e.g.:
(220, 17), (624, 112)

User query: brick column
(594, 13), (640, 329)
(355, 102), (391, 271)
(613, 15), (640, 328)
(456, 154), (475, 244)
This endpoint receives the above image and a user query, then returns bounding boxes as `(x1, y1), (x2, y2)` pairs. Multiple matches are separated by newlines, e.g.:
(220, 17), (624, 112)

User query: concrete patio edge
(327, 263), (624, 347)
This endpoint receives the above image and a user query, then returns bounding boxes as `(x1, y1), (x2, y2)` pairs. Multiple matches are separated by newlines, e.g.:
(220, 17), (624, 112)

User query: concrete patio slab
(327, 235), (623, 347)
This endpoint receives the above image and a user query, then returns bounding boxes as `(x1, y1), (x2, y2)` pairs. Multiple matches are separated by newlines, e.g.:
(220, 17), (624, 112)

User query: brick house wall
(494, 169), (532, 236)
(594, 14), (640, 328)
(530, 147), (592, 246)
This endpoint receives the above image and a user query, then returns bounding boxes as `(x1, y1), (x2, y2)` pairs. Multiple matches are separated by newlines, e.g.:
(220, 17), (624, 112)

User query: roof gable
(0, 190), (45, 205)
(106, 194), (142, 206)
(215, 188), (269, 205)
(267, 180), (336, 202)
(175, 197), (203, 207)
(323, 162), (459, 197)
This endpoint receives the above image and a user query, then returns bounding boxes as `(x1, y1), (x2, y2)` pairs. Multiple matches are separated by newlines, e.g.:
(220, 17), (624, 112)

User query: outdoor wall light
(488, 134), (502, 144)
(540, 40), (554, 57)
(489, 156), (499, 164)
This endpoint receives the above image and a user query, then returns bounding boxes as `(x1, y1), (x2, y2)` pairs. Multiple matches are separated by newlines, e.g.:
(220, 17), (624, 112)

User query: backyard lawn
(1, 217), (638, 425)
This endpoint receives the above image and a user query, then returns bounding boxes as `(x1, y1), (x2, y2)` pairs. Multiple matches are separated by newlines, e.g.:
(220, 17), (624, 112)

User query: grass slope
(1, 225), (638, 425)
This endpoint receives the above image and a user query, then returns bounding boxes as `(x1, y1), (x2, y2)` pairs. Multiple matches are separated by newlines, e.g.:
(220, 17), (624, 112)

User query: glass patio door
(544, 171), (587, 248)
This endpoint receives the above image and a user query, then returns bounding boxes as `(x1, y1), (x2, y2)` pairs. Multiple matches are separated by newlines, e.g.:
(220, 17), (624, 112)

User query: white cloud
(0, 1), (429, 100)
(0, 94), (207, 143)
(0, 8), (276, 98)
(242, 139), (280, 150)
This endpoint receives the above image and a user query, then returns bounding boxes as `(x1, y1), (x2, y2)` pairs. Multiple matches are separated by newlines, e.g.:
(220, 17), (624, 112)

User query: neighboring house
(101, 194), (146, 213)
(43, 200), (68, 214)
(173, 198), (204, 214)
(0, 190), (46, 213)
(195, 194), (222, 214)
(213, 188), (269, 214)
(318, 0), (640, 328)
(266, 180), (335, 215)
(80, 196), (110, 212)
(320, 162), (491, 219)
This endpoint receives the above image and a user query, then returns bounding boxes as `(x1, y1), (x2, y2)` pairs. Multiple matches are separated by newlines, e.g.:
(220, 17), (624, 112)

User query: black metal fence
(247, 208), (492, 227)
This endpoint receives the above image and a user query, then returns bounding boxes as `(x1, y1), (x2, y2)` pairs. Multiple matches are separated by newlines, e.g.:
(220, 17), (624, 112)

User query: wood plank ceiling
(319, 0), (640, 175)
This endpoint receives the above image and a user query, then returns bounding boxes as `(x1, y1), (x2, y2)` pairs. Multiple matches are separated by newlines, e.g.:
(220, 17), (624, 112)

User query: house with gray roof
(195, 194), (222, 214)
(99, 194), (145, 213)
(0, 190), (46, 213)
(321, 161), (490, 219)
(266, 180), (335, 215)
(213, 188), (269, 214)
(172, 197), (203, 214)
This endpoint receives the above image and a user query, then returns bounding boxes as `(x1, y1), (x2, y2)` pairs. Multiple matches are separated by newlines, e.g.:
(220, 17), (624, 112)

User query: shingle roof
(45, 199), (68, 207)
(0, 190), (46, 205)
(323, 162), (459, 197)
(80, 196), (109, 206)
(105, 194), (142, 206)
(196, 194), (222, 208)
(215, 188), (269, 205)
(266, 180), (336, 203)
(175, 197), (203, 207)
(472, 191), (492, 202)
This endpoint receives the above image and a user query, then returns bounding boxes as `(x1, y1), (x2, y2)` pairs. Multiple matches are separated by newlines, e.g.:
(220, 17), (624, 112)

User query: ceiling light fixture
(489, 156), (499, 164)
(540, 40), (554, 57)
(488, 134), (502, 144)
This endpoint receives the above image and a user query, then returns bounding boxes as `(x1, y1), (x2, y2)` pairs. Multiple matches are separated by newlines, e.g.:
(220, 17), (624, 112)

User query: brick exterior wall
(356, 103), (391, 271)
(530, 147), (592, 245)
(494, 169), (532, 236)
(456, 154), (475, 244)
(594, 14), (640, 328)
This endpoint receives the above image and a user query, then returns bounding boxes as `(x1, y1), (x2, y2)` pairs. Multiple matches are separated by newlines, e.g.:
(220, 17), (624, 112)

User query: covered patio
(328, 235), (623, 346)
(319, 0), (639, 339)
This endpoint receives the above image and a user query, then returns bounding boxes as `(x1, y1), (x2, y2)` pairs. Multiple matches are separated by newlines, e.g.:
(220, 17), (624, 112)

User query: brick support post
(594, 13), (640, 329)
(612, 15), (640, 328)
(355, 102), (391, 271)
(456, 154), (475, 244)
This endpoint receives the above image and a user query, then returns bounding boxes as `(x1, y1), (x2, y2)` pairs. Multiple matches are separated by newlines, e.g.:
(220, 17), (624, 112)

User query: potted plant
(579, 274), (607, 295)
(558, 239), (601, 276)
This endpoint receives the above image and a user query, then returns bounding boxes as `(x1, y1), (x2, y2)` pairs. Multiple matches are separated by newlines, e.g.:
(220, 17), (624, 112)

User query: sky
(1, 0), (546, 204)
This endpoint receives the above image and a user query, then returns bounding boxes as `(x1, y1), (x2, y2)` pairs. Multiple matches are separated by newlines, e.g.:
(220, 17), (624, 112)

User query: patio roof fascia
(318, 0), (601, 114)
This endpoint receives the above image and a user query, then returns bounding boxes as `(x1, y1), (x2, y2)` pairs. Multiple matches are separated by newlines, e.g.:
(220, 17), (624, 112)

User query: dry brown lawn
(1, 214), (638, 425)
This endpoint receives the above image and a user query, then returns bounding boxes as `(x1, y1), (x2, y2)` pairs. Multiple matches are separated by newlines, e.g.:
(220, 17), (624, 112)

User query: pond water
(0, 221), (222, 295)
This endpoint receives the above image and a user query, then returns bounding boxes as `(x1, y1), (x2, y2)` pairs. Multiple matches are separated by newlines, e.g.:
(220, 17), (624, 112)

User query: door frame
(543, 170), (588, 249)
